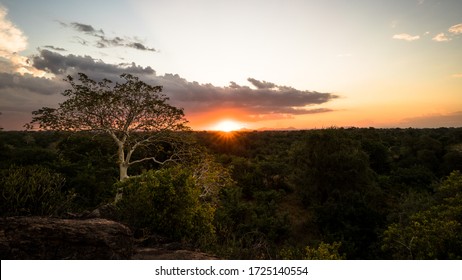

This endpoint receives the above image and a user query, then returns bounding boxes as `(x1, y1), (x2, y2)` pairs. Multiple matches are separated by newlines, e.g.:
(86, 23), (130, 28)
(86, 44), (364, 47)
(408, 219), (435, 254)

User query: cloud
(152, 73), (338, 117)
(452, 73), (462, 78)
(32, 49), (155, 78)
(70, 22), (104, 35)
(1, 49), (338, 129)
(0, 6), (47, 76)
(28, 51), (336, 120)
(0, 72), (66, 96)
(0, 72), (68, 130)
(42, 45), (67, 51)
(432, 33), (451, 42)
(392, 33), (420, 41)
(247, 78), (276, 89)
(448, 23), (462, 34)
(61, 21), (157, 52)
(0, 6), (27, 55)
(127, 42), (156, 52)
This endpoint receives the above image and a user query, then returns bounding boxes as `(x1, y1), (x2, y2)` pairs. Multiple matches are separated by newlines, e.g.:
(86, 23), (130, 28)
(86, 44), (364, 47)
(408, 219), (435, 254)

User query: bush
(115, 166), (216, 246)
(0, 165), (74, 216)
(279, 242), (345, 260)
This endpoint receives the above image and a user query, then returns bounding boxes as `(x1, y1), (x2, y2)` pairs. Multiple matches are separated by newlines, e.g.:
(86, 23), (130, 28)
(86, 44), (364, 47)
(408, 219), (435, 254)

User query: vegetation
(115, 166), (217, 246)
(28, 73), (189, 185)
(1, 126), (461, 259)
(0, 165), (74, 216)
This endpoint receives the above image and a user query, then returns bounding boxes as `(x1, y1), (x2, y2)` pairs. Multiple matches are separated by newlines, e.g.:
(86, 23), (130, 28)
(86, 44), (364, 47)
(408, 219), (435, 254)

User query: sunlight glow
(212, 120), (243, 132)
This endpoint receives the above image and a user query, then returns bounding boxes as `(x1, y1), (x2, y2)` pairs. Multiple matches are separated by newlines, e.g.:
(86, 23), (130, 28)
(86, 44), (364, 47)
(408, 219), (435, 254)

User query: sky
(0, 0), (461, 131)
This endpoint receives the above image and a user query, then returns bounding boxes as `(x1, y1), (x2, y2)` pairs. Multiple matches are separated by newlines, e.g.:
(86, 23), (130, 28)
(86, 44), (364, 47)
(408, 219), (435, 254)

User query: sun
(212, 120), (243, 132)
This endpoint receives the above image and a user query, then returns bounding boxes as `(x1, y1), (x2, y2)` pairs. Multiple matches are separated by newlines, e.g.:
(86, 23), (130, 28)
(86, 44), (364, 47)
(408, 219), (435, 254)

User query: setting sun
(211, 120), (243, 132)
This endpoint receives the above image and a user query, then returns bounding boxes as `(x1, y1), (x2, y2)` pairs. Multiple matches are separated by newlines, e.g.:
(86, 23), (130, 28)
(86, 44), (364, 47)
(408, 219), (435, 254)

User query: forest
(1, 127), (462, 259)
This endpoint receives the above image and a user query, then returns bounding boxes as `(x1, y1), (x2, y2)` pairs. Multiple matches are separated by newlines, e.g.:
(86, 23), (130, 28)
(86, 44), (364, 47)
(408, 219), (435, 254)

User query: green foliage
(279, 242), (345, 260)
(0, 165), (74, 216)
(382, 171), (462, 259)
(115, 166), (217, 246)
(55, 133), (118, 207)
(1, 127), (461, 259)
(214, 186), (290, 259)
(289, 128), (385, 258)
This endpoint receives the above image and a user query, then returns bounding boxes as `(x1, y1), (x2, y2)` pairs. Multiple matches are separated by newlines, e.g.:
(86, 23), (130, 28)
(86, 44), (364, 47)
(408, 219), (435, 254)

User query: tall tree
(29, 73), (189, 186)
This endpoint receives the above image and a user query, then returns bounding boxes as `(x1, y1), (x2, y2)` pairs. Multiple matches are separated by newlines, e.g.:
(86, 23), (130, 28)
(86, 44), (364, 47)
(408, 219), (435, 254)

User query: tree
(29, 73), (189, 188)
(288, 129), (385, 258)
(382, 171), (462, 259)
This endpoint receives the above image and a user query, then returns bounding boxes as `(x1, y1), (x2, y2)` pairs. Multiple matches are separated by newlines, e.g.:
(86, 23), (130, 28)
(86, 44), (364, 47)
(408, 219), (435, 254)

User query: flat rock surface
(0, 216), (133, 259)
(132, 247), (219, 260)
(0, 216), (218, 260)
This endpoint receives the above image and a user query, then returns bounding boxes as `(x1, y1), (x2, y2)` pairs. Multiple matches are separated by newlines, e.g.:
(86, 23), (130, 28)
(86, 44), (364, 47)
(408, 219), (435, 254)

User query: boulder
(0, 216), (133, 259)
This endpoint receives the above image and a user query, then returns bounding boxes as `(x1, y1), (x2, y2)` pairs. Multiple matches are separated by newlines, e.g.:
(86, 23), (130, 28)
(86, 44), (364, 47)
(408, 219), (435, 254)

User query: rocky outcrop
(0, 216), (218, 260)
(0, 217), (133, 259)
(132, 247), (219, 260)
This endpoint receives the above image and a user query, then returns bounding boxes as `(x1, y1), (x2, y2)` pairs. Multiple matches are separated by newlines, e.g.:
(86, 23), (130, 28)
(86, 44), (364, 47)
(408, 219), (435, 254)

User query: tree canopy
(30, 73), (189, 184)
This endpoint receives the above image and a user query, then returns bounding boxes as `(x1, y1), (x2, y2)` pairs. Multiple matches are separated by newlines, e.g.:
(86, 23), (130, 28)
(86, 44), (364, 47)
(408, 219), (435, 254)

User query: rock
(0, 216), (133, 259)
(132, 247), (219, 260)
(84, 204), (118, 220)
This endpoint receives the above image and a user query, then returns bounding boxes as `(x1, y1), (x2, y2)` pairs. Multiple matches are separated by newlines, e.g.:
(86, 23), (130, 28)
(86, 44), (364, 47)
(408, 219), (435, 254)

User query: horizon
(1, 0), (462, 131)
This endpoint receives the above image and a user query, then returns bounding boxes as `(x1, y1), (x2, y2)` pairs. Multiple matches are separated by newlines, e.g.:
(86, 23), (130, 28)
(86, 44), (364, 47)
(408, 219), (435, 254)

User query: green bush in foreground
(279, 242), (345, 260)
(0, 165), (74, 216)
(115, 166), (216, 246)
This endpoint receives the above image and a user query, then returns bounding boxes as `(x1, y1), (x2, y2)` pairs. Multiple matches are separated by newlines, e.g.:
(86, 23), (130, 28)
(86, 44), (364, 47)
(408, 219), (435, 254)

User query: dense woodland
(1, 127), (462, 259)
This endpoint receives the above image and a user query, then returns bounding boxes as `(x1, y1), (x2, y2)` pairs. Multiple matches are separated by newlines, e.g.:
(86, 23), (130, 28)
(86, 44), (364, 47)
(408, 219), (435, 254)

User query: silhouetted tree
(29, 73), (189, 200)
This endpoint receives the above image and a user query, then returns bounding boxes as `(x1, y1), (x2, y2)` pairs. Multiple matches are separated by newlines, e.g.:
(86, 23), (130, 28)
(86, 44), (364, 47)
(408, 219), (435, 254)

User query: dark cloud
(247, 78), (276, 89)
(30, 50), (337, 117)
(0, 73), (67, 130)
(70, 22), (104, 35)
(94, 36), (123, 48)
(157, 75), (338, 117)
(42, 45), (67, 51)
(61, 21), (156, 52)
(32, 50), (155, 78)
(128, 42), (156, 52)
(0, 51), (338, 129)
(0, 72), (66, 96)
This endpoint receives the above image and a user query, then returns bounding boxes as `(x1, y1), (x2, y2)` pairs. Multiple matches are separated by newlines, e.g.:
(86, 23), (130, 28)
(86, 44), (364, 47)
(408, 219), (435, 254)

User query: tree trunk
(119, 162), (129, 181)
(115, 162), (129, 203)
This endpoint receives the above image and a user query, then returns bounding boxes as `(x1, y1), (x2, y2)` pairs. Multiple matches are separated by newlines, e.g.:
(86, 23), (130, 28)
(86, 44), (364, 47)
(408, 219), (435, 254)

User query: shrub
(279, 242), (345, 260)
(0, 165), (74, 216)
(115, 166), (216, 245)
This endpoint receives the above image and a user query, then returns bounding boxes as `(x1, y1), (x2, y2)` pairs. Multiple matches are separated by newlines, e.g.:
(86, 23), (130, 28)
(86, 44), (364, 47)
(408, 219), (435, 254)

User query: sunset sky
(1, 0), (461, 130)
